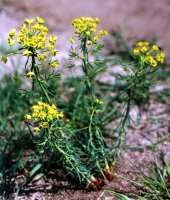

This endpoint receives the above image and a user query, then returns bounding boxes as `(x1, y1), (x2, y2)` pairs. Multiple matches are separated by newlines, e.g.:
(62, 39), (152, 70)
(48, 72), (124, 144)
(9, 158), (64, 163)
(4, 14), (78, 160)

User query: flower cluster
(133, 41), (165, 67)
(25, 101), (63, 132)
(70, 17), (108, 45)
(8, 28), (16, 46)
(7, 17), (59, 68)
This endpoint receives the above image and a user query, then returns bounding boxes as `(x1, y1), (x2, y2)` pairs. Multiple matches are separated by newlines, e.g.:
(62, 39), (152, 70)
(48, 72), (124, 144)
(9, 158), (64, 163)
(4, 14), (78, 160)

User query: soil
(0, 1), (170, 199)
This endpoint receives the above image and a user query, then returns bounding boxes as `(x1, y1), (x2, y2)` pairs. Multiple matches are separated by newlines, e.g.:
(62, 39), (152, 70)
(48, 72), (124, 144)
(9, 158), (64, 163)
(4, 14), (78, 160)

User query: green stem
(95, 127), (110, 174)
(115, 95), (131, 157)
(82, 39), (94, 100)
(82, 39), (96, 149)
(114, 64), (146, 157)
(31, 55), (52, 105)
(81, 38), (109, 177)
(88, 107), (95, 147)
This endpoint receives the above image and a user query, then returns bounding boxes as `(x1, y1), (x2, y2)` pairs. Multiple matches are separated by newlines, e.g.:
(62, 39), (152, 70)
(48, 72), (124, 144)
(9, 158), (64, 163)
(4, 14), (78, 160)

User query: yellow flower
(7, 17), (58, 60)
(49, 36), (57, 45)
(36, 17), (45, 24)
(24, 18), (34, 25)
(133, 41), (165, 67)
(33, 127), (41, 133)
(26, 71), (35, 78)
(20, 24), (28, 33)
(9, 28), (16, 37)
(51, 61), (59, 68)
(38, 54), (47, 61)
(72, 17), (108, 41)
(37, 101), (43, 106)
(152, 45), (159, 52)
(95, 17), (100, 24)
(41, 122), (49, 128)
(141, 46), (148, 53)
(87, 40), (93, 46)
(8, 38), (14, 46)
(23, 50), (33, 56)
(39, 111), (47, 120)
(146, 56), (157, 67)
(86, 31), (91, 36)
(133, 48), (139, 55)
(32, 23), (47, 33)
(55, 111), (64, 118)
(160, 52), (165, 58)
(47, 43), (54, 51)
(146, 55), (154, 62)
(24, 114), (32, 120)
(37, 42), (46, 50)
(93, 36), (99, 43)
(136, 41), (149, 47)
(30, 101), (63, 123)
(150, 59), (157, 67)
(99, 30), (108, 36)
(70, 37), (75, 44)
(156, 53), (165, 63)
(50, 49), (59, 56)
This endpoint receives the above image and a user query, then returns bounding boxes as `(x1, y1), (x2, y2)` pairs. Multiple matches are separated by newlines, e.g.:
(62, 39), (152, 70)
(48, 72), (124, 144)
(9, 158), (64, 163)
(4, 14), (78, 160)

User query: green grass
(136, 155), (170, 199)
(0, 74), (35, 197)
(125, 155), (170, 200)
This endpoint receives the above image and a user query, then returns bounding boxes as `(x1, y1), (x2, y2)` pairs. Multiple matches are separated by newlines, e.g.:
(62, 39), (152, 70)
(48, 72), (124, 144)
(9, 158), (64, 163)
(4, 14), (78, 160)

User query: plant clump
(0, 16), (166, 197)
